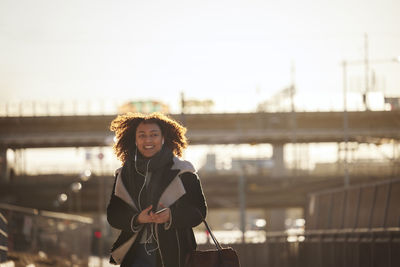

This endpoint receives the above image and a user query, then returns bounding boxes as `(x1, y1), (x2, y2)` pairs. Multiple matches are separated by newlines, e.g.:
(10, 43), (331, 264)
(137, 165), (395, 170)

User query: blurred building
(117, 100), (169, 114)
(200, 153), (217, 172)
(199, 153), (275, 175)
(182, 99), (214, 113)
(385, 96), (400, 110)
(231, 157), (274, 175)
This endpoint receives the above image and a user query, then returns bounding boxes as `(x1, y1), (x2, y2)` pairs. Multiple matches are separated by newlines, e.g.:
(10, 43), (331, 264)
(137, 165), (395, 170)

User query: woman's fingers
(152, 208), (170, 224)
(144, 205), (153, 213)
(138, 205), (170, 224)
(137, 205), (153, 224)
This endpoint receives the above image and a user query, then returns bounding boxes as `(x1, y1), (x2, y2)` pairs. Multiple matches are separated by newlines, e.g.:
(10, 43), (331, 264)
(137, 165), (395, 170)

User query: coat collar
(114, 156), (196, 209)
(151, 156), (196, 209)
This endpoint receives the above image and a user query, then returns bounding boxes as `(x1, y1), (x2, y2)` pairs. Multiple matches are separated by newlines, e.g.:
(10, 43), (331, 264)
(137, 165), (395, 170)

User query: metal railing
(0, 203), (93, 266)
(0, 210), (7, 263)
(263, 227), (400, 267)
(194, 177), (400, 267)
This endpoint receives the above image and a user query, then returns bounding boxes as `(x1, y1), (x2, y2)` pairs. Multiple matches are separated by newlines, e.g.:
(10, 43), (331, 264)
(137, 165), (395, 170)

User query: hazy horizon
(1, 0), (400, 113)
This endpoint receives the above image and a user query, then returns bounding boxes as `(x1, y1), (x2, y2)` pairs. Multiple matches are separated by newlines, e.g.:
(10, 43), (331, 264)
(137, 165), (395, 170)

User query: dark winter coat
(107, 156), (207, 267)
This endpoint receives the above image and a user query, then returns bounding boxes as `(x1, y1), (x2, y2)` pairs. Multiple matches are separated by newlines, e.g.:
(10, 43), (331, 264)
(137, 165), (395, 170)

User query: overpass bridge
(0, 111), (399, 149)
(1, 110), (399, 182)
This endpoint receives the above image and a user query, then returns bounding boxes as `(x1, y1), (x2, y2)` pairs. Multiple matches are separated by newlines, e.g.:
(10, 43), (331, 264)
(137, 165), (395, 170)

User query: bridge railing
(263, 227), (400, 267)
(0, 203), (93, 266)
(197, 227), (399, 267)
(298, 177), (400, 267)
(197, 177), (400, 267)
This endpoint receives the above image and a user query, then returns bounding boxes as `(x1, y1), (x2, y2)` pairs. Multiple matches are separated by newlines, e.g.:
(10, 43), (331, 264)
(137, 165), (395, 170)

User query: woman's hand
(136, 205), (154, 224)
(150, 207), (170, 224)
(136, 205), (171, 224)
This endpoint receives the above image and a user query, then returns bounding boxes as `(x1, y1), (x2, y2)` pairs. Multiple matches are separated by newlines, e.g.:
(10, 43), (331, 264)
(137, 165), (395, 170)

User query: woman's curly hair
(110, 112), (188, 163)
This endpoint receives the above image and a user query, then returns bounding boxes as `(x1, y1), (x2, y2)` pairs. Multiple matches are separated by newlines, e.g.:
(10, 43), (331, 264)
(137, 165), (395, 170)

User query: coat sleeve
(168, 172), (207, 229)
(106, 175), (139, 232)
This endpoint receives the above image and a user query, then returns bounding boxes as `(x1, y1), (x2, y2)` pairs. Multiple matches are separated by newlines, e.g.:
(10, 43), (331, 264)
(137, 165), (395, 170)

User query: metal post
(364, 33), (369, 110)
(342, 61), (350, 188)
(77, 191), (81, 213)
(180, 91), (185, 114)
(239, 167), (246, 243)
(98, 148), (104, 267)
(22, 148), (27, 176)
(0, 149), (7, 182)
(180, 91), (186, 126)
(290, 61), (297, 177)
(0, 211), (7, 262)
(68, 193), (73, 213)
(272, 143), (285, 177)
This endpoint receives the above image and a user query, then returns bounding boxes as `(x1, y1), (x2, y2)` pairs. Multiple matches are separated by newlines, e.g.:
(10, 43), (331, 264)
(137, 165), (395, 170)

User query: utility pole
(341, 52), (400, 186)
(180, 91), (186, 126)
(180, 91), (185, 114)
(364, 33), (370, 110)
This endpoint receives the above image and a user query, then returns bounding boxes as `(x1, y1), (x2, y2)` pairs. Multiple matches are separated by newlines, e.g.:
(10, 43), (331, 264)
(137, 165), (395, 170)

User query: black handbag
(185, 212), (240, 267)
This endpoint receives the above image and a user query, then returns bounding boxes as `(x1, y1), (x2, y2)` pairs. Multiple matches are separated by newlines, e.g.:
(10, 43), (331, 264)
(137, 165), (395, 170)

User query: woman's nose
(145, 136), (153, 142)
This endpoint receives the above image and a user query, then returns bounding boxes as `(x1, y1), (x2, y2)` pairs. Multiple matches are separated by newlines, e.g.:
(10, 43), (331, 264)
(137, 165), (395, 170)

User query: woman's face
(135, 122), (164, 158)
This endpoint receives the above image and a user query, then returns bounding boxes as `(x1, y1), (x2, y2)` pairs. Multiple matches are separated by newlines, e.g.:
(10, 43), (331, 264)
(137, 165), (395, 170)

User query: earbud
(134, 146), (137, 162)
(162, 139), (165, 145)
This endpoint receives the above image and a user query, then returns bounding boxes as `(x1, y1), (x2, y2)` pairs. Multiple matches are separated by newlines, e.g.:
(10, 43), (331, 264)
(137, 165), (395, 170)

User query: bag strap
(195, 209), (223, 250)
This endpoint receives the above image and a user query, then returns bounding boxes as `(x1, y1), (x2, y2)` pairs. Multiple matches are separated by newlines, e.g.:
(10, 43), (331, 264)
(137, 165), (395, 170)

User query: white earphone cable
(134, 145), (161, 256)
(135, 146), (151, 211)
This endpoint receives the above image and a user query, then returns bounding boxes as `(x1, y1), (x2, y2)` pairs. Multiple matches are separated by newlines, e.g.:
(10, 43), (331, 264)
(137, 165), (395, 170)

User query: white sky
(1, 0), (400, 113)
(2, 0), (399, 175)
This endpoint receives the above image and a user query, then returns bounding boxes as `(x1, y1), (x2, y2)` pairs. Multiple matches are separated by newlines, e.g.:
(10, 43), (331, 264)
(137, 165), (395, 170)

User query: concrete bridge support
(0, 149), (7, 182)
(272, 143), (285, 177)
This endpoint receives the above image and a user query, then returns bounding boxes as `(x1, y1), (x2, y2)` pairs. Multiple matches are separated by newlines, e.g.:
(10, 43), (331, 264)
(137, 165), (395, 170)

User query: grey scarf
(121, 145), (173, 212)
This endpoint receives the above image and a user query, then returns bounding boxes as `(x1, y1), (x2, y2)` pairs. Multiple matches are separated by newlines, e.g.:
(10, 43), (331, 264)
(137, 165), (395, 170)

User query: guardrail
(0, 203), (93, 266)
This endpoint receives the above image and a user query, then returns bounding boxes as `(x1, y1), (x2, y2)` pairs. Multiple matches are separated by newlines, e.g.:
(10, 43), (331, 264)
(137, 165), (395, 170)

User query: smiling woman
(135, 123), (164, 158)
(107, 112), (207, 267)
(110, 112), (188, 162)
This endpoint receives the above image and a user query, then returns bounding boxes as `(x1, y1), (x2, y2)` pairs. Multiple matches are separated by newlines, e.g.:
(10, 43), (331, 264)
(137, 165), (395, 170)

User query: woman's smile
(136, 122), (164, 158)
